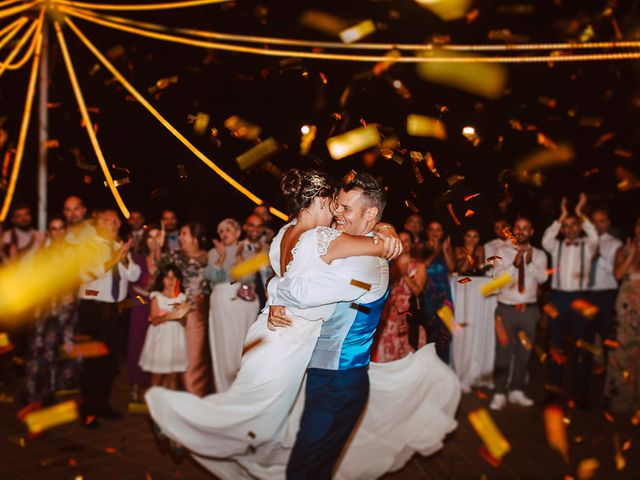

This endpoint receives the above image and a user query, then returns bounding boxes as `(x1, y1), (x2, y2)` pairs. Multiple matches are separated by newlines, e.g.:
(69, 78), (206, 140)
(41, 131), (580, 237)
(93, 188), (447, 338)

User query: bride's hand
(268, 305), (294, 330)
(373, 224), (402, 260)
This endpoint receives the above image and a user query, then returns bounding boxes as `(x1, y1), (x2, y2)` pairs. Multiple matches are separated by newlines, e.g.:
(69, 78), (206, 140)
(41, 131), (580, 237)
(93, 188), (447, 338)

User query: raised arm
(614, 240), (636, 281)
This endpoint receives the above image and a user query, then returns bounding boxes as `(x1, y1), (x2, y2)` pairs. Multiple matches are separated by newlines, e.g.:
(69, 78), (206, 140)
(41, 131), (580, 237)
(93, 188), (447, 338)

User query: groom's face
(332, 188), (376, 235)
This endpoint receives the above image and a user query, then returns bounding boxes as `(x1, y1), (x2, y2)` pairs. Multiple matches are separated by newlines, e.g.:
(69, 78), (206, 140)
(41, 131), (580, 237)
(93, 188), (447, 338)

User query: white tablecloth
(450, 276), (497, 391)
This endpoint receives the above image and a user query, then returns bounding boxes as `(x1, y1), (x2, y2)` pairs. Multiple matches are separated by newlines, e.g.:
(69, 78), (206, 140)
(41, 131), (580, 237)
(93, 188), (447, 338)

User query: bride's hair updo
(280, 169), (334, 218)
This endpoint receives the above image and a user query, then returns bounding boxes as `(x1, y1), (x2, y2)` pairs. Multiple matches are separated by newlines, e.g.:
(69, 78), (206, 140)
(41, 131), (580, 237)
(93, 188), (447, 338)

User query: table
(450, 275), (497, 391)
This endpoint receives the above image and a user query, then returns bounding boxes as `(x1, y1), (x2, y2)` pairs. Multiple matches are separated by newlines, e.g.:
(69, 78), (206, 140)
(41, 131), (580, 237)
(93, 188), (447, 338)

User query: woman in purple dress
(128, 226), (163, 401)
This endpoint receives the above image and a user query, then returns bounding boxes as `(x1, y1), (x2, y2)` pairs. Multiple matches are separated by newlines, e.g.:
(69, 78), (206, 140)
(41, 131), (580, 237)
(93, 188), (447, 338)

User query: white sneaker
(508, 390), (534, 407)
(489, 394), (507, 411)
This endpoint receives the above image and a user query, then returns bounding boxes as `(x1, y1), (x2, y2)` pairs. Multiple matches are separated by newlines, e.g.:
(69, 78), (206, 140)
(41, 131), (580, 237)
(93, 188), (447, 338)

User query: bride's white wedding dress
(146, 224), (460, 479)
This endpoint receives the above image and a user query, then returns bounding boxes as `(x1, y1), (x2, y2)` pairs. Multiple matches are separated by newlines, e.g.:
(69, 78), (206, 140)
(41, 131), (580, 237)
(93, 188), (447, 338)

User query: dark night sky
(1, 0), (639, 242)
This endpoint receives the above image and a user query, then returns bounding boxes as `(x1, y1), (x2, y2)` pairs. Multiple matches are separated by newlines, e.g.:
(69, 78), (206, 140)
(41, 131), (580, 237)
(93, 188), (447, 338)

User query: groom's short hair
(338, 171), (386, 221)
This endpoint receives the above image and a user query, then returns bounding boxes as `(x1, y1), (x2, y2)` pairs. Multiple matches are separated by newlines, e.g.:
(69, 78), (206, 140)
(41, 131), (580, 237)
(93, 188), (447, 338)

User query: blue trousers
(548, 291), (596, 398)
(287, 367), (369, 480)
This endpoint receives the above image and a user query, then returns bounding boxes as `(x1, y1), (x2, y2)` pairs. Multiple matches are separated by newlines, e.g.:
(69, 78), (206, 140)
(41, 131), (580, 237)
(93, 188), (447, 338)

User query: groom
(268, 172), (392, 479)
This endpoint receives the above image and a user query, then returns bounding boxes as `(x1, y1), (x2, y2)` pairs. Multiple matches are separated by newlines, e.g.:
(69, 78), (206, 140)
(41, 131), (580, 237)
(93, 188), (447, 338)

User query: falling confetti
(468, 408), (511, 460)
(236, 137), (280, 171)
(229, 252), (270, 281)
(576, 458), (599, 480)
(326, 125), (380, 160)
(339, 19), (376, 44)
(350, 279), (372, 291)
(406, 114), (447, 139)
(544, 405), (569, 463)
(480, 273), (513, 296)
(23, 401), (79, 434)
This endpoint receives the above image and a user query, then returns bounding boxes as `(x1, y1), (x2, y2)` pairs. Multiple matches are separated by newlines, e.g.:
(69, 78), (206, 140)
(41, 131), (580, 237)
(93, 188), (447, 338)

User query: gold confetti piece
(446, 203), (461, 226)
(515, 145), (574, 184)
(0, 332), (10, 348)
(188, 112), (210, 135)
(543, 303), (560, 319)
(128, 402), (149, 414)
(236, 137), (280, 171)
(224, 115), (262, 141)
(447, 175), (465, 186)
(350, 279), (372, 291)
(326, 125), (380, 160)
(417, 53), (507, 99)
(577, 458), (599, 480)
(575, 339), (602, 356)
(544, 405), (569, 463)
(60, 342), (109, 359)
(495, 315), (509, 346)
(570, 299), (598, 319)
(480, 273), (513, 296)
(0, 392), (14, 403)
(437, 302), (458, 333)
(372, 49), (401, 76)
(299, 10), (349, 37)
(458, 277), (472, 284)
(261, 160), (282, 179)
(415, 0), (472, 21)
(300, 125), (317, 155)
(339, 19), (376, 44)
(230, 252), (270, 281)
(24, 401), (79, 434)
(578, 117), (602, 128)
(404, 199), (419, 213)
(537, 132), (557, 149)
(117, 295), (148, 312)
(54, 389), (80, 398)
(517, 331), (532, 351)
(103, 177), (130, 188)
(534, 344), (547, 363)
(8, 435), (27, 448)
(468, 408), (511, 460)
(390, 78), (411, 99)
(613, 433), (626, 471)
(406, 114), (447, 139)
(44, 139), (60, 149)
(488, 29), (529, 43)
(350, 303), (371, 314)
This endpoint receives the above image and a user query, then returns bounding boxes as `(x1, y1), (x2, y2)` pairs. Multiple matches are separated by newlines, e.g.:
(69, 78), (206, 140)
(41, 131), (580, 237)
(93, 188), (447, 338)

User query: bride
(146, 169), (460, 479)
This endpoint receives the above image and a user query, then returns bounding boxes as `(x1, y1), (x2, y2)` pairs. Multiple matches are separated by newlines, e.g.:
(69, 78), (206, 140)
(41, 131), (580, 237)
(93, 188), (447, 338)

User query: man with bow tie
(542, 193), (598, 407)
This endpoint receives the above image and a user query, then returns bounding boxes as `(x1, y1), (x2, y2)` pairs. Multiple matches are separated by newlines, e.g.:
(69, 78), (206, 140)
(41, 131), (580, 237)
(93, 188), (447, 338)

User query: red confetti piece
(543, 304), (560, 319)
(603, 339), (620, 349)
(104, 447), (117, 454)
(458, 277), (472, 284)
(476, 391), (488, 400)
(478, 446), (502, 468)
(495, 315), (509, 346)
(84, 289), (99, 296)
(604, 412), (615, 424)
(17, 402), (42, 422)
(550, 348), (567, 365)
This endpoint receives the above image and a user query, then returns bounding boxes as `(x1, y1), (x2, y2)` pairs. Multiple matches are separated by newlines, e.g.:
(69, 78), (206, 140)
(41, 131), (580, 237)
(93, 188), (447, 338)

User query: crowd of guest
(1, 188), (639, 429)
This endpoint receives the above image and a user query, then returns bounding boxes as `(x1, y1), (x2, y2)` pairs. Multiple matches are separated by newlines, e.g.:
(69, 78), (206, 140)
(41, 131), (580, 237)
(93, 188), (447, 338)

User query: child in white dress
(139, 264), (190, 389)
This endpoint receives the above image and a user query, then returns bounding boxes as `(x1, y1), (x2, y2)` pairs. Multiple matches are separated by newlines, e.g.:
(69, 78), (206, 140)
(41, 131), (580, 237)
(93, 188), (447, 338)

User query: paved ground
(1, 356), (638, 479)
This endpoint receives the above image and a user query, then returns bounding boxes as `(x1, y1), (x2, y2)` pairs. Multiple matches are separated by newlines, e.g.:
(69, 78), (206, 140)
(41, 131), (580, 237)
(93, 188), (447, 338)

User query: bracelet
(375, 225), (394, 231)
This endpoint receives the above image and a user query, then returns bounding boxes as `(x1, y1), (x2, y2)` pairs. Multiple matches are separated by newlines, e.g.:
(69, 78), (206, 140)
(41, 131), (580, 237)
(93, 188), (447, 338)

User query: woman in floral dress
(604, 216), (640, 414)
(159, 223), (211, 396)
(372, 232), (427, 362)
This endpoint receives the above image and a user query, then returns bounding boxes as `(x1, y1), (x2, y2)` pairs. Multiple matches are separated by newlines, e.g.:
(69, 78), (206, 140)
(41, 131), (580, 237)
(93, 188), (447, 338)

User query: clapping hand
(559, 196), (569, 222)
(575, 192), (587, 218)
(212, 239), (226, 266)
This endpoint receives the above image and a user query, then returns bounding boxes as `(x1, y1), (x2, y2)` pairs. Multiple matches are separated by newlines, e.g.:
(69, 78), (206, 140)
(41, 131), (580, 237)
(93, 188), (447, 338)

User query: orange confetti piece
(104, 447), (117, 454)
(495, 315), (509, 346)
(464, 209), (475, 218)
(68, 458), (78, 468)
(575, 339), (602, 356)
(464, 193), (480, 201)
(544, 405), (569, 463)
(603, 339), (620, 349)
(613, 433), (626, 471)
(543, 303), (560, 319)
(604, 412), (615, 424)
(577, 458), (599, 480)
(468, 408), (511, 460)
(446, 203), (461, 226)
(550, 348), (567, 365)
(476, 391), (488, 400)
(61, 341), (109, 359)
(622, 439), (632, 451)
(632, 410), (640, 426)
(571, 299), (599, 319)
(478, 446), (502, 468)
(534, 344), (547, 363)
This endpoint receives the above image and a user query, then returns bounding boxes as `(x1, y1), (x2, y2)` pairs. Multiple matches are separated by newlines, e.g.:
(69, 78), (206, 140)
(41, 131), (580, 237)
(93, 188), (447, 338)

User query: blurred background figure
(127, 210), (146, 255)
(403, 214), (425, 259)
(372, 231), (426, 362)
(1, 203), (44, 263)
(484, 218), (510, 264)
(454, 228), (484, 276)
(241, 213), (274, 311)
(160, 209), (180, 253)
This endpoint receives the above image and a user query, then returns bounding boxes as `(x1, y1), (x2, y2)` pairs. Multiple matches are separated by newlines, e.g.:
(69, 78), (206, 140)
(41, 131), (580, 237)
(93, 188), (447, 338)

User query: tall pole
(37, 17), (48, 232)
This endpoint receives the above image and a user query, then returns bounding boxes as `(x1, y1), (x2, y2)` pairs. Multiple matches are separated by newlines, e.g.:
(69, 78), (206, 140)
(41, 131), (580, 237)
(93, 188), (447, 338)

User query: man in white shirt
(489, 217), (548, 411)
(542, 193), (598, 407)
(484, 218), (510, 264)
(1, 203), (45, 262)
(77, 209), (141, 427)
(241, 213), (274, 310)
(161, 209), (180, 252)
(588, 207), (622, 364)
(63, 195), (96, 244)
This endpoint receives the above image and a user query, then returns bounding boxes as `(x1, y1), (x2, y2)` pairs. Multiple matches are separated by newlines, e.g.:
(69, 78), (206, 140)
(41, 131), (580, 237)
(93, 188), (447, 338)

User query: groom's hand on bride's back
(268, 305), (294, 330)
(373, 223), (403, 260)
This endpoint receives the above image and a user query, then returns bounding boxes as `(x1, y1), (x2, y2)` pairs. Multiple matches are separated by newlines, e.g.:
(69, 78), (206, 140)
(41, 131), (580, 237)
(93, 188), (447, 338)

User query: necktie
(517, 252), (525, 293)
(111, 264), (121, 301)
(588, 246), (600, 288)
